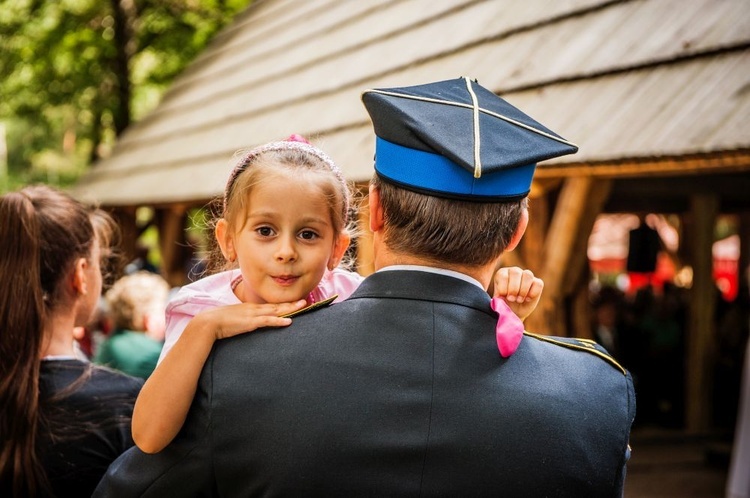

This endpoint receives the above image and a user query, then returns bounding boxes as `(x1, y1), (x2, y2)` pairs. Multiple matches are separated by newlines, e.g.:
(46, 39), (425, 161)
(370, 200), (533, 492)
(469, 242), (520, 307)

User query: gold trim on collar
(281, 294), (338, 319)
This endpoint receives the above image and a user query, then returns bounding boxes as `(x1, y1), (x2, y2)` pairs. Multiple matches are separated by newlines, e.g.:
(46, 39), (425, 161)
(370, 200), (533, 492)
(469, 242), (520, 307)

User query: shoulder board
(281, 294), (338, 319)
(523, 331), (626, 375)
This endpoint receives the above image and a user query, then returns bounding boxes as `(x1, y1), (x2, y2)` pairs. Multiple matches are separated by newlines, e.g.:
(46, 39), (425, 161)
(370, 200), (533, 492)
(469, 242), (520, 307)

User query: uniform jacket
(96, 270), (635, 497)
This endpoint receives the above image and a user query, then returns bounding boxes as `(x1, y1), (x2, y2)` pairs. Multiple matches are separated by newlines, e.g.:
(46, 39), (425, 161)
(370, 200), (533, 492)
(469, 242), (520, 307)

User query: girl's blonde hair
(207, 137), (355, 274)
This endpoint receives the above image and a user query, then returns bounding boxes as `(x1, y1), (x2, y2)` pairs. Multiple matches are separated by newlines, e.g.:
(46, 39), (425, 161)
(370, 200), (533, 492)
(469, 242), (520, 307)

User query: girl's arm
(132, 300), (306, 454)
(492, 267), (544, 322)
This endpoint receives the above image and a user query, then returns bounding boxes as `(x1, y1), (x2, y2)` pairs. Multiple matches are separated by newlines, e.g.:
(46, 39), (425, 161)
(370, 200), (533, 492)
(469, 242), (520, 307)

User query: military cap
(361, 77), (578, 201)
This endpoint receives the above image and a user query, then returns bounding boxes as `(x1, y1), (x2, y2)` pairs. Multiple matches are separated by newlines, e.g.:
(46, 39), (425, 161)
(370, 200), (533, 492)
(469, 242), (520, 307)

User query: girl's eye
(256, 227), (274, 237)
(299, 230), (318, 240)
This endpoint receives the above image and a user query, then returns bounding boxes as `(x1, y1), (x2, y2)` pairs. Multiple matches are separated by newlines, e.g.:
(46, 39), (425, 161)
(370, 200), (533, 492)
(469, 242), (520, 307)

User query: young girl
(132, 136), (544, 454)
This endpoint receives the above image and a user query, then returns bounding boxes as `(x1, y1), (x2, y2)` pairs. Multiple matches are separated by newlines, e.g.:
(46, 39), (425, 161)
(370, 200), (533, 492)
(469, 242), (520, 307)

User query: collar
(377, 264), (484, 290)
(42, 355), (85, 361)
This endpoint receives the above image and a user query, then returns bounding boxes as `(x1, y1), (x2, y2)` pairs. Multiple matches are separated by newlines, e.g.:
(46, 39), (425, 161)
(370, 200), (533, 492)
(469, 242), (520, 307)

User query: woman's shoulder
(90, 363), (145, 388)
(41, 359), (144, 402)
(85, 364), (145, 400)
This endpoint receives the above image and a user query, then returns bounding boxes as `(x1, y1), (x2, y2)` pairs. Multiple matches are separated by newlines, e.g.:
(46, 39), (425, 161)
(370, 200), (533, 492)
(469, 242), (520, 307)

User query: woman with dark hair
(0, 185), (143, 497)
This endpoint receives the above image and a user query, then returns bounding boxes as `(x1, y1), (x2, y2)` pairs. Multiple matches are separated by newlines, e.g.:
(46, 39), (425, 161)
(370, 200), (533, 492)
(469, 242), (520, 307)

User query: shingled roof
(72, 0), (750, 206)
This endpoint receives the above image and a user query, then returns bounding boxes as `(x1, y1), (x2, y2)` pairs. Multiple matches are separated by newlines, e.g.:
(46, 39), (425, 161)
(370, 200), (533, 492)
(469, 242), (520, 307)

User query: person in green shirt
(95, 271), (170, 379)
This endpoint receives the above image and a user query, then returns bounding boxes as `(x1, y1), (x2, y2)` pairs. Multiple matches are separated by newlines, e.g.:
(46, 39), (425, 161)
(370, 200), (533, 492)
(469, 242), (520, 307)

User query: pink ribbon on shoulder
(490, 297), (524, 358)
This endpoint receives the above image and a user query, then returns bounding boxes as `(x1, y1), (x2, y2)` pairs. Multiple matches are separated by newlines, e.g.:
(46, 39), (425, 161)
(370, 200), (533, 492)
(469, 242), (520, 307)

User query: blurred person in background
(95, 271), (170, 379)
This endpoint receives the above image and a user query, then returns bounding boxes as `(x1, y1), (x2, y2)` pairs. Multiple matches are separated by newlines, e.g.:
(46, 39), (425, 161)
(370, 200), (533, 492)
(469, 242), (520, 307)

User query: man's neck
(374, 251), (498, 291)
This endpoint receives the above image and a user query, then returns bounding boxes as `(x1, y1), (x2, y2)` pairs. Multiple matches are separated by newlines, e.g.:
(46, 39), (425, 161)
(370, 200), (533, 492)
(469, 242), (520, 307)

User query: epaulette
(522, 331), (627, 375)
(281, 294), (338, 319)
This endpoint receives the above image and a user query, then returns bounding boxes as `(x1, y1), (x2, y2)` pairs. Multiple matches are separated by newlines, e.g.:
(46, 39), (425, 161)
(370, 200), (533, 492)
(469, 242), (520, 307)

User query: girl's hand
(492, 267), (544, 322)
(194, 300), (308, 340)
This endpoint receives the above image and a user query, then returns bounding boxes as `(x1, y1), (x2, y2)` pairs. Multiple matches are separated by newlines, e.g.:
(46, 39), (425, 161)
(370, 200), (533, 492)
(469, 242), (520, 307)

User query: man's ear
(215, 219), (236, 262)
(328, 233), (351, 270)
(368, 184), (384, 233)
(505, 207), (529, 253)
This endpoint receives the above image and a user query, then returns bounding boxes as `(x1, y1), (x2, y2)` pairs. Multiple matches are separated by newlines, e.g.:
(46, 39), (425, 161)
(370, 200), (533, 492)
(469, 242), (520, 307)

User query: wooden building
(73, 0), (750, 433)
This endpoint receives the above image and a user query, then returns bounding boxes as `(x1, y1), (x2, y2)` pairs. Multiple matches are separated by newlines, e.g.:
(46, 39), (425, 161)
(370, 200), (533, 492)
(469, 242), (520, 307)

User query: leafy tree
(0, 0), (251, 190)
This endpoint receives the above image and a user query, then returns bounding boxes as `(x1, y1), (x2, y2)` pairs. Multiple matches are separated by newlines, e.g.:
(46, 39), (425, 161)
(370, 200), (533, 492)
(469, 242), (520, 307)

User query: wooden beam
(685, 193), (719, 433)
(110, 206), (137, 269)
(571, 278), (594, 341)
(537, 177), (603, 336)
(740, 213), (750, 285)
(521, 193), (549, 275)
(530, 178), (562, 197)
(536, 150), (750, 179)
(563, 180), (612, 297)
(561, 180), (611, 342)
(522, 192), (549, 335)
(157, 205), (188, 287)
(610, 172), (750, 198)
(356, 187), (374, 277)
(604, 173), (750, 215)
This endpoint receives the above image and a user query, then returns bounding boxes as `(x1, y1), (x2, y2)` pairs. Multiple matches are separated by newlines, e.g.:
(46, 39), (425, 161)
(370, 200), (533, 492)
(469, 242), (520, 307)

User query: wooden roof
(72, 0), (750, 206)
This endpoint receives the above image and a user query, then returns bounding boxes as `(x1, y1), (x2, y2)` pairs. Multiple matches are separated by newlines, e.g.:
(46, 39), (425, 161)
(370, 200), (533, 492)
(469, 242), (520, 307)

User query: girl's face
(217, 170), (349, 305)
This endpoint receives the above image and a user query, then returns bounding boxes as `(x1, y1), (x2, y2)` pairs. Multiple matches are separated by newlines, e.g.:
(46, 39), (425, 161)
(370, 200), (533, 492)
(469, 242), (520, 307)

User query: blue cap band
(374, 137), (535, 200)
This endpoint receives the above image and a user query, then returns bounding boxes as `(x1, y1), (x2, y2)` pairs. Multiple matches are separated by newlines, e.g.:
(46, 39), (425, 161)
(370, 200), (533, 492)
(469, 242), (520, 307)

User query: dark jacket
(39, 359), (143, 497)
(96, 270), (635, 497)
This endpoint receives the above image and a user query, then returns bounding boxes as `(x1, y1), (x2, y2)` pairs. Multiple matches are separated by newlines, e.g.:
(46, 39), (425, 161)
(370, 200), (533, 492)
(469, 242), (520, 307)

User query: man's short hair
(372, 174), (527, 267)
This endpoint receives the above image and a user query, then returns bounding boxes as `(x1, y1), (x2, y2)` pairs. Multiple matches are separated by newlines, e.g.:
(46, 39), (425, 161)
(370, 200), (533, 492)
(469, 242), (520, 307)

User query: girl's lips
(272, 276), (299, 286)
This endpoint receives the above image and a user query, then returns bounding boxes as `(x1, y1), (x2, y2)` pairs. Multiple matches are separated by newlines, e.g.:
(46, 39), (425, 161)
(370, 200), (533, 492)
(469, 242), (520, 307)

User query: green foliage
(0, 0), (252, 191)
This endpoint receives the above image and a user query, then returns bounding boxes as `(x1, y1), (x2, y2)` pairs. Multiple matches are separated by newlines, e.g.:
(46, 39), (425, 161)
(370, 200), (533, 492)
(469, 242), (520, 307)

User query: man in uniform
(97, 77), (635, 497)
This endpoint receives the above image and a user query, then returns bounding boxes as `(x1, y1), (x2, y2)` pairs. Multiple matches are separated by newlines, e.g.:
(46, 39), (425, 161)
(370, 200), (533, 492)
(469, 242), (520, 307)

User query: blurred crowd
(590, 279), (750, 431)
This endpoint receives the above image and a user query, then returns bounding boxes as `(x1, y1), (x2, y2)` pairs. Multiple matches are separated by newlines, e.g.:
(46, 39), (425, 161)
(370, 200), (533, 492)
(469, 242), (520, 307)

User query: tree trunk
(110, 0), (137, 136)
(89, 108), (102, 163)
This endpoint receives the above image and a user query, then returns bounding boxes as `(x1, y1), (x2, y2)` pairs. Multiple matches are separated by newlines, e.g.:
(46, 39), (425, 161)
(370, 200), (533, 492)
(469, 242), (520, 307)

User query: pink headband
(224, 136), (350, 224)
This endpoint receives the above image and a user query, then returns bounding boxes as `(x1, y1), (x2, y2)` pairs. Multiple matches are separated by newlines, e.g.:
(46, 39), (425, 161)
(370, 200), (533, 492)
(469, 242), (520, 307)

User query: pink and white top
(158, 268), (364, 363)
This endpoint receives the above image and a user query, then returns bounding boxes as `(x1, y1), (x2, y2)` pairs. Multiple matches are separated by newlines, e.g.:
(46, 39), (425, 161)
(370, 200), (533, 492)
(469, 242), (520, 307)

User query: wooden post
(571, 275), (595, 341)
(157, 205), (188, 287)
(685, 193), (719, 433)
(562, 180), (612, 297)
(110, 206), (138, 270)
(740, 213), (750, 285)
(522, 192), (548, 334)
(522, 192), (549, 275)
(537, 177), (610, 337)
(563, 180), (612, 340)
(356, 186), (375, 276)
